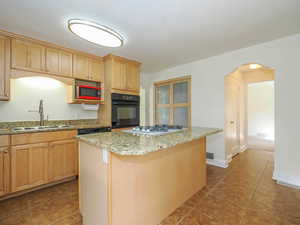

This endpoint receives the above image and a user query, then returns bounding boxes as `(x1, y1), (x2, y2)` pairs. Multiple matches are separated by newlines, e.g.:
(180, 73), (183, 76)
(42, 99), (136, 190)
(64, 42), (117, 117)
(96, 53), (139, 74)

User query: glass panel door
(157, 108), (170, 125)
(155, 76), (191, 127)
(157, 85), (170, 104)
(173, 81), (188, 104)
(174, 107), (188, 127)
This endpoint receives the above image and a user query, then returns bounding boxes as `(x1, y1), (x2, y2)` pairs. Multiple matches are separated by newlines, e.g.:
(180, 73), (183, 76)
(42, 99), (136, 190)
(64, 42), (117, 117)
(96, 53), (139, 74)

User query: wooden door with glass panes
(155, 76), (191, 127)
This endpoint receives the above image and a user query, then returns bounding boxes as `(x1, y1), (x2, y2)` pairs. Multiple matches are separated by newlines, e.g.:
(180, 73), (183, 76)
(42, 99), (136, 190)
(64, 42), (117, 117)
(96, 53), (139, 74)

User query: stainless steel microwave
(75, 80), (101, 100)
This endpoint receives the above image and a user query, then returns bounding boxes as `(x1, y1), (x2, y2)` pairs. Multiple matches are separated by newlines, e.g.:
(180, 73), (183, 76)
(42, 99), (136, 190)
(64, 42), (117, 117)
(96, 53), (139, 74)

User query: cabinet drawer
(11, 130), (77, 146)
(0, 135), (9, 147)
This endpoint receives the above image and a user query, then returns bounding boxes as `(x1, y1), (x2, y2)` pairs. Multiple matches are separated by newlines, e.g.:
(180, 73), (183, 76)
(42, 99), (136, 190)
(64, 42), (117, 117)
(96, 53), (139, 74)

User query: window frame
(154, 75), (191, 127)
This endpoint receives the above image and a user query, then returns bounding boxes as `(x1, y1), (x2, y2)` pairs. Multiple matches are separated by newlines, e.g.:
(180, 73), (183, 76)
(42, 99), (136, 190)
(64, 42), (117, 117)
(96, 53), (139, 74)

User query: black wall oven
(111, 93), (140, 129)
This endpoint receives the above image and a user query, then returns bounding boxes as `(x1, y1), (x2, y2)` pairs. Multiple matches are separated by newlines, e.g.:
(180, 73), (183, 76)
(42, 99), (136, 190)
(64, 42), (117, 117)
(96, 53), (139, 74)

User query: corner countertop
(77, 127), (222, 156)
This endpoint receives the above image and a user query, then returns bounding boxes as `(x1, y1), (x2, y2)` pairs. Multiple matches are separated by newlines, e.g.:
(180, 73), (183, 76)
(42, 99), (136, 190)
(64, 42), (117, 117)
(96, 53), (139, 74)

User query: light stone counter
(76, 127), (222, 156)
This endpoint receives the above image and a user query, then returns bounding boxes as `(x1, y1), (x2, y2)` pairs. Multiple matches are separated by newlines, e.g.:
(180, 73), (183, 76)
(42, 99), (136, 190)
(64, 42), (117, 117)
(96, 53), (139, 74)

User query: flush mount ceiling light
(68, 19), (124, 48)
(249, 64), (262, 69)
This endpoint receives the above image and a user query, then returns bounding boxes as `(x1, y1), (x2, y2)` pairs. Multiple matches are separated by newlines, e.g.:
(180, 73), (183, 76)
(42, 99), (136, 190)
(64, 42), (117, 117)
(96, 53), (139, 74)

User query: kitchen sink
(12, 125), (73, 132)
(13, 127), (37, 131)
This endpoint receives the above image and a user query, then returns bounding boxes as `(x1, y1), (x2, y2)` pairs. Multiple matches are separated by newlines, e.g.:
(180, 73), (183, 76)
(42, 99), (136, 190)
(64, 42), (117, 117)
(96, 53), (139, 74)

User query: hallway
(0, 150), (299, 225)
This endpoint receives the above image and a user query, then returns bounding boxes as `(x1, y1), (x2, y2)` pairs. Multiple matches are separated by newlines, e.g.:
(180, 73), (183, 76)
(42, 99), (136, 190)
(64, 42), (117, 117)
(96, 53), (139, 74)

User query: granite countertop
(0, 126), (78, 135)
(0, 119), (109, 135)
(77, 127), (222, 156)
(0, 129), (10, 135)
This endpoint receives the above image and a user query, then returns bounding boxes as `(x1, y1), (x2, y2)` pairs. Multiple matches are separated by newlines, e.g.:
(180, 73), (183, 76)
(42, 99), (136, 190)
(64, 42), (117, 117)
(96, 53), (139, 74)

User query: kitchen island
(77, 127), (222, 225)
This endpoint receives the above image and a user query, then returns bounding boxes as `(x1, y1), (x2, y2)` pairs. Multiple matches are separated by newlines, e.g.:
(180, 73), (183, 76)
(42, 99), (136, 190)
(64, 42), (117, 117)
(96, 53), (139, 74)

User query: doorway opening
(224, 63), (275, 160)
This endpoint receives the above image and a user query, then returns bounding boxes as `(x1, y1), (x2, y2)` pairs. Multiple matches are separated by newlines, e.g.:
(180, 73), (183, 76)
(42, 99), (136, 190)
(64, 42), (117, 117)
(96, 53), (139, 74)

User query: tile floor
(0, 149), (299, 225)
(160, 150), (300, 225)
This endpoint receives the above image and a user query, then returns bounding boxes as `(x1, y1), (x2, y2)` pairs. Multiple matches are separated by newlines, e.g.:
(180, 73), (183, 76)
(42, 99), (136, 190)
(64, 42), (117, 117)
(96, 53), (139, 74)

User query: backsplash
(0, 78), (98, 122)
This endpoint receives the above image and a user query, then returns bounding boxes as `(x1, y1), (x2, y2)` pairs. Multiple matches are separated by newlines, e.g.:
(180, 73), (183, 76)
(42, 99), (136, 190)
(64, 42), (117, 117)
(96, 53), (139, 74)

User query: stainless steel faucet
(28, 100), (45, 126)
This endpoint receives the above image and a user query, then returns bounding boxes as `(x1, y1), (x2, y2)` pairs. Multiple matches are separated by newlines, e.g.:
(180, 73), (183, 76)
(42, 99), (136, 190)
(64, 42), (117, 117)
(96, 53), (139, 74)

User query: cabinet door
(46, 48), (72, 77)
(11, 143), (48, 192)
(126, 63), (140, 91)
(0, 35), (10, 100)
(89, 58), (103, 82)
(45, 47), (60, 73)
(11, 39), (28, 69)
(48, 139), (78, 182)
(73, 54), (89, 80)
(0, 147), (10, 197)
(112, 60), (126, 90)
(11, 39), (45, 72)
(28, 42), (45, 71)
(60, 51), (73, 76)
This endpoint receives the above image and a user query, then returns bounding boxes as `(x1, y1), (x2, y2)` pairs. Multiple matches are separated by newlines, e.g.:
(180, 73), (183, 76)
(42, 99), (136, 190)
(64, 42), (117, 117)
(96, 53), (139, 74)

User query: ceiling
(1, 0), (300, 73)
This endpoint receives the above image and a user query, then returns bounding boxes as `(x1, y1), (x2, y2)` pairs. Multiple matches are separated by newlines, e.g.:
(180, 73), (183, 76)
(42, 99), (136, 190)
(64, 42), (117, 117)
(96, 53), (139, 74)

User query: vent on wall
(206, 152), (214, 159)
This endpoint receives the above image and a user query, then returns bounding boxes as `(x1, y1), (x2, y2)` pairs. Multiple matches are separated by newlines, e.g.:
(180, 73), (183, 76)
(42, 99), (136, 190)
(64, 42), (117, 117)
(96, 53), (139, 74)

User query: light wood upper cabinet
(108, 55), (141, 93)
(29, 42), (45, 71)
(111, 59), (126, 90)
(60, 50), (73, 76)
(48, 139), (78, 182)
(46, 48), (72, 77)
(45, 48), (59, 74)
(8, 36), (105, 84)
(11, 39), (45, 72)
(126, 62), (140, 91)
(0, 147), (10, 197)
(73, 54), (89, 80)
(89, 58), (104, 82)
(11, 39), (27, 69)
(0, 35), (10, 101)
(11, 143), (48, 192)
(73, 54), (103, 81)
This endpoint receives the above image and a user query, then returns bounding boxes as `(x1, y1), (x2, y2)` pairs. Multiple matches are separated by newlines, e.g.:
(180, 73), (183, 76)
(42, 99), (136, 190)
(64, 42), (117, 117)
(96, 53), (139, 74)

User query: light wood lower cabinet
(8, 130), (78, 196)
(0, 147), (10, 197)
(48, 139), (78, 182)
(11, 143), (48, 192)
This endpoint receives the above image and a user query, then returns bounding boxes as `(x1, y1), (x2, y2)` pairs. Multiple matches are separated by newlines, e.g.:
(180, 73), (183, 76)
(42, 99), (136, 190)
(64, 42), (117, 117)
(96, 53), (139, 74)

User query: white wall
(248, 81), (274, 149)
(0, 77), (97, 122)
(142, 33), (300, 187)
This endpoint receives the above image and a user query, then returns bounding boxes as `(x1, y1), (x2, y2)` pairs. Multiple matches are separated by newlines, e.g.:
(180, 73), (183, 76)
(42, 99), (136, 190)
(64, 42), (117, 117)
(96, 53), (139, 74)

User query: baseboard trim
(206, 159), (228, 168)
(226, 154), (233, 164)
(240, 145), (247, 153)
(247, 144), (274, 151)
(0, 176), (77, 201)
(273, 172), (300, 189)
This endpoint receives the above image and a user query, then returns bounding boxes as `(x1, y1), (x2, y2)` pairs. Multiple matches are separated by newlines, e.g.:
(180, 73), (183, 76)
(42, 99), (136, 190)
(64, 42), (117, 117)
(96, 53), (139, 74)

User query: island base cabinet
(79, 141), (108, 225)
(110, 138), (207, 225)
(79, 137), (207, 225)
(11, 143), (48, 193)
(48, 139), (78, 182)
(0, 147), (10, 197)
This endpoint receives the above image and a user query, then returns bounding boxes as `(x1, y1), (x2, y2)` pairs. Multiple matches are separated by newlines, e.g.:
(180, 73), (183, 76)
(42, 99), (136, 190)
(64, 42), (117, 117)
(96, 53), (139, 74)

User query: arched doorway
(224, 63), (275, 160)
